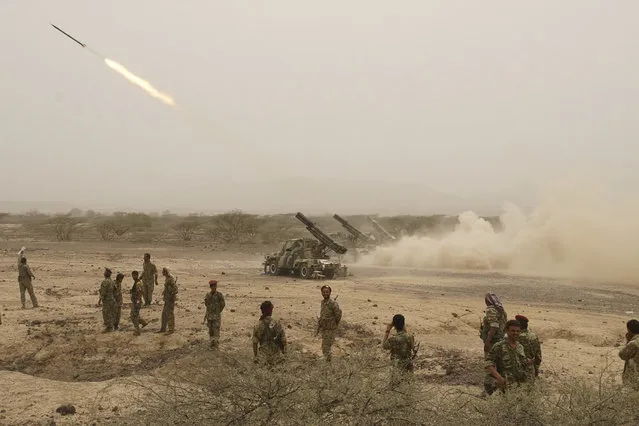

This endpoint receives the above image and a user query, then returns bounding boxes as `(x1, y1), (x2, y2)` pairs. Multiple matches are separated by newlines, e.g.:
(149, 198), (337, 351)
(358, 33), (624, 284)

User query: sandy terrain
(0, 240), (635, 424)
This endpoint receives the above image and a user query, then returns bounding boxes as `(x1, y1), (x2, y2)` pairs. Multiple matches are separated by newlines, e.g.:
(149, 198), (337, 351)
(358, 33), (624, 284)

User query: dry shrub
(174, 217), (201, 241)
(48, 214), (81, 241)
(207, 210), (261, 243)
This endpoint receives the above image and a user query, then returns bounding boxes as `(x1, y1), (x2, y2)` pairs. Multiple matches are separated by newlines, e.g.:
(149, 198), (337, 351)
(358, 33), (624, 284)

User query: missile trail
(50, 23), (176, 107)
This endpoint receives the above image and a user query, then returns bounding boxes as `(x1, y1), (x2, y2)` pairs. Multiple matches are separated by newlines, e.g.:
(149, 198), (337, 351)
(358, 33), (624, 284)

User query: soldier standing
(204, 280), (225, 349)
(515, 314), (542, 379)
(140, 253), (158, 306)
(480, 292), (508, 355)
(158, 268), (177, 334)
(315, 285), (342, 362)
(113, 273), (125, 331)
(382, 314), (416, 374)
(98, 268), (116, 333)
(252, 300), (287, 365)
(17, 247), (38, 309)
(484, 319), (532, 395)
(619, 319), (639, 390)
(130, 271), (148, 335)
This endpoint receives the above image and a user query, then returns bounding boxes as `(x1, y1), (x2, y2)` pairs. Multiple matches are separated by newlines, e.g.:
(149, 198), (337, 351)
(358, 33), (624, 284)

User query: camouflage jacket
(319, 298), (342, 330)
(114, 280), (123, 304)
(130, 280), (144, 306)
(252, 316), (287, 355)
(383, 330), (415, 362)
(620, 335), (639, 390)
(99, 278), (116, 305)
(205, 291), (225, 319)
(519, 329), (542, 369)
(18, 263), (34, 282)
(141, 261), (157, 285)
(163, 275), (178, 302)
(486, 339), (529, 384)
(480, 307), (507, 343)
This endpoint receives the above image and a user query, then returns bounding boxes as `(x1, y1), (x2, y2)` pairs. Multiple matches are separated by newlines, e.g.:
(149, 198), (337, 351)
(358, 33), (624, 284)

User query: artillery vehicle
(367, 216), (397, 243)
(263, 212), (348, 279)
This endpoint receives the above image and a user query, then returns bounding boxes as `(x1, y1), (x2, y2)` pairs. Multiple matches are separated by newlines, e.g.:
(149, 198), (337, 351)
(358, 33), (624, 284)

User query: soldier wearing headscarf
(480, 292), (508, 355)
(619, 319), (639, 390)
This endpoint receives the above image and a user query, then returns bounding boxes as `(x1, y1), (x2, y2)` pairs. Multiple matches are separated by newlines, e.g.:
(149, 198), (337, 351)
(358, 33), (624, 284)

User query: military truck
(263, 212), (347, 279)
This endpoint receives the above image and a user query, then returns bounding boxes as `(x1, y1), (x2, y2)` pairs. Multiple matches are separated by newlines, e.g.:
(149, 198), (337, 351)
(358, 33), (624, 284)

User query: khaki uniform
(519, 329), (542, 379)
(480, 306), (507, 354)
(130, 280), (147, 334)
(99, 278), (116, 331)
(252, 316), (287, 365)
(140, 261), (157, 305)
(485, 339), (529, 395)
(318, 298), (342, 361)
(619, 335), (639, 390)
(17, 258), (38, 308)
(160, 274), (178, 332)
(205, 291), (225, 348)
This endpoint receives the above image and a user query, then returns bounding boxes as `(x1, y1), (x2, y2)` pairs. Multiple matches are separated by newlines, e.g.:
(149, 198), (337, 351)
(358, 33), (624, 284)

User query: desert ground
(0, 235), (636, 424)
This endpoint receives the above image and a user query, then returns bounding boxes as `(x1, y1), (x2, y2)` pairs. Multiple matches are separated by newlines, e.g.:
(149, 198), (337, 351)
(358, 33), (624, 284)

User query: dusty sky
(0, 1), (637, 213)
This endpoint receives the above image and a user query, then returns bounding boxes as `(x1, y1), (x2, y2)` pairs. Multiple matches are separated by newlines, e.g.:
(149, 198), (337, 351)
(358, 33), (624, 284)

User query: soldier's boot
(102, 327), (113, 333)
(140, 319), (148, 328)
(133, 329), (141, 336)
(166, 329), (175, 335)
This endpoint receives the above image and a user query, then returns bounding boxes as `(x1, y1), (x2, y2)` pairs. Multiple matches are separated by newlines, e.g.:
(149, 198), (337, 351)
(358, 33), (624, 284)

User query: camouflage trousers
(18, 279), (38, 308)
(102, 302), (116, 331)
(161, 299), (175, 332)
(114, 304), (122, 330)
(142, 282), (154, 306)
(207, 317), (221, 347)
(321, 328), (336, 361)
(131, 303), (147, 332)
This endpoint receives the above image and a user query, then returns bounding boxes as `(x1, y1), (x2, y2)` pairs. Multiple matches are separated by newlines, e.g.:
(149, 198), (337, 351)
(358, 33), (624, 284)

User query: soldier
(315, 285), (342, 362)
(158, 268), (177, 334)
(98, 268), (116, 333)
(515, 314), (542, 379)
(619, 319), (639, 390)
(129, 271), (148, 336)
(140, 253), (158, 306)
(252, 300), (287, 365)
(480, 292), (508, 356)
(204, 280), (225, 349)
(485, 319), (533, 395)
(382, 314), (416, 374)
(113, 273), (125, 331)
(17, 247), (38, 309)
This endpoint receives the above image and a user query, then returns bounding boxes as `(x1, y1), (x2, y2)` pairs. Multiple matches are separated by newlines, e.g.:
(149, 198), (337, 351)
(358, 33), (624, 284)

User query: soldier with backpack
(252, 300), (287, 366)
(130, 271), (148, 335)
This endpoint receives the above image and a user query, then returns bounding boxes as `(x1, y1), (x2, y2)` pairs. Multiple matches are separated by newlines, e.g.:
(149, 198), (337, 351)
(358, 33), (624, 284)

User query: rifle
(412, 342), (420, 360)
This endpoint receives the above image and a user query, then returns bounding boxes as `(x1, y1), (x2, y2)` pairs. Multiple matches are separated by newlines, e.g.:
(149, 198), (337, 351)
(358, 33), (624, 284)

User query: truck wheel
(269, 263), (279, 275)
(300, 265), (311, 279)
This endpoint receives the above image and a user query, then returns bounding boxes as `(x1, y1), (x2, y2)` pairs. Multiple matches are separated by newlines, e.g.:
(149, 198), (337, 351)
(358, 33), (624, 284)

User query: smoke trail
(104, 58), (175, 106)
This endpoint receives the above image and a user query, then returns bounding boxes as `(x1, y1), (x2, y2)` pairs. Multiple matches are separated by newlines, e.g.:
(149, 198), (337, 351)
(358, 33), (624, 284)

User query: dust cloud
(359, 183), (639, 282)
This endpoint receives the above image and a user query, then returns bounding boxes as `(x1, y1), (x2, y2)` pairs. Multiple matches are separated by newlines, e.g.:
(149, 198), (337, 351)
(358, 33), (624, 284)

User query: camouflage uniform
(383, 330), (416, 372)
(619, 335), (639, 390)
(204, 291), (225, 348)
(519, 328), (542, 379)
(99, 278), (116, 331)
(252, 316), (287, 365)
(160, 274), (178, 332)
(140, 261), (157, 305)
(485, 339), (529, 394)
(18, 259), (38, 309)
(480, 306), (507, 354)
(113, 279), (123, 330)
(318, 298), (342, 361)
(130, 280), (147, 334)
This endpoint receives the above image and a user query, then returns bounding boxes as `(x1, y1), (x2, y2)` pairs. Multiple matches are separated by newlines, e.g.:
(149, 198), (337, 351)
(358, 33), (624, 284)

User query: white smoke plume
(359, 182), (639, 282)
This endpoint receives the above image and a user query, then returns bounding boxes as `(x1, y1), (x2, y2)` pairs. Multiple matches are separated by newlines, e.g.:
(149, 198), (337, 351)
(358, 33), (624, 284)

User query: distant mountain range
(0, 178), (536, 216)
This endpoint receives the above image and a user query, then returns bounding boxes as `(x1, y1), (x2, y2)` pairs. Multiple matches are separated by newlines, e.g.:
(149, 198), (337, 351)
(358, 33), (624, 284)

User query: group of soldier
(10, 249), (639, 392)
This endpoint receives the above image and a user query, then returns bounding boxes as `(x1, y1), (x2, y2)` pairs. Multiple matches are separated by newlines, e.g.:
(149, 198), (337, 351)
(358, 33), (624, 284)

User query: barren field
(0, 238), (636, 425)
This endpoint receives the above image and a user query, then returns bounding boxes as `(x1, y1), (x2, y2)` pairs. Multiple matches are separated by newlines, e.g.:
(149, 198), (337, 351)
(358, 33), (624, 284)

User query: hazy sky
(1, 1), (637, 213)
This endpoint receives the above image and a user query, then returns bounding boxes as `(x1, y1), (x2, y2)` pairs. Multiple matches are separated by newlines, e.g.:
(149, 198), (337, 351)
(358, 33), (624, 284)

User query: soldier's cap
(515, 315), (529, 322)
(209, 280), (218, 286)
